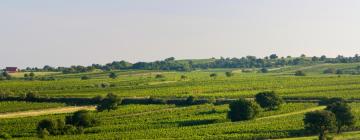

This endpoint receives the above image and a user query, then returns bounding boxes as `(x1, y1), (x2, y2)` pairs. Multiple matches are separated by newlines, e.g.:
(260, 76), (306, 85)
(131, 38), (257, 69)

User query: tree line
(16, 54), (360, 74)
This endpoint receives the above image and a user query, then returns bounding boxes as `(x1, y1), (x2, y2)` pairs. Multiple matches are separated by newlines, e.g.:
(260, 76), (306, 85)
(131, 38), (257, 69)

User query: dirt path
(0, 106), (96, 119)
(257, 106), (326, 120)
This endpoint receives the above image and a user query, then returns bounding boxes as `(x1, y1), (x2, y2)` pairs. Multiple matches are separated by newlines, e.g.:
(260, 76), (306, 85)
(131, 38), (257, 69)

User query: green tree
(186, 96), (196, 105)
(65, 110), (98, 128)
(255, 91), (283, 110)
(320, 55), (327, 61)
(225, 71), (234, 77)
(37, 119), (56, 135)
(81, 75), (90, 80)
(326, 102), (355, 134)
(227, 98), (260, 122)
(29, 72), (35, 77)
(336, 69), (343, 75)
(25, 91), (38, 101)
(96, 93), (121, 112)
(109, 72), (118, 79)
(269, 54), (278, 59)
(155, 74), (165, 79)
(295, 70), (306, 76)
(304, 110), (336, 140)
(260, 68), (268, 73)
(180, 75), (187, 80)
(210, 73), (217, 79)
(312, 56), (319, 61)
(2, 72), (11, 80)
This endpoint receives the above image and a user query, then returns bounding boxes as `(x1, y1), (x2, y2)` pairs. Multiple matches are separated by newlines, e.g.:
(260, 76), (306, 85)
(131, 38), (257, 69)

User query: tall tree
(326, 102), (355, 133)
(304, 110), (336, 140)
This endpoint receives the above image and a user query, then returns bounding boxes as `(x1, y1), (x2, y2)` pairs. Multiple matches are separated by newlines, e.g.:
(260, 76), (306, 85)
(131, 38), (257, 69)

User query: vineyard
(2, 63), (360, 139)
(1, 102), (360, 139)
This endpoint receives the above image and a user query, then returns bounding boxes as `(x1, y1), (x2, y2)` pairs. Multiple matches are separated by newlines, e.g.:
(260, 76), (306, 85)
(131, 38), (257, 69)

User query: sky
(1, 0), (360, 68)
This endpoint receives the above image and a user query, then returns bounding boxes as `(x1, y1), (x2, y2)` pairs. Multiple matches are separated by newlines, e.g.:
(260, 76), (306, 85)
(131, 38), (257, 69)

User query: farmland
(2, 62), (360, 139)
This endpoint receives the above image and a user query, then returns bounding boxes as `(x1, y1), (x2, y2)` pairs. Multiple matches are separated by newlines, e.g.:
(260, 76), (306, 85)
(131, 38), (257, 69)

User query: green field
(0, 101), (65, 113)
(2, 63), (360, 139)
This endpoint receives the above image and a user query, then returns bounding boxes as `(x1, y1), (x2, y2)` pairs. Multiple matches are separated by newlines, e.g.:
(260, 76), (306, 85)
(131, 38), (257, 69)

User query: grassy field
(9, 72), (60, 78)
(2, 63), (360, 139)
(0, 101), (65, 113)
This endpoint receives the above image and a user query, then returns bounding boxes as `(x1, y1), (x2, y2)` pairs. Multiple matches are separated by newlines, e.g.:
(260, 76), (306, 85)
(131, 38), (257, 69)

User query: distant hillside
(270, 62), (360, 75)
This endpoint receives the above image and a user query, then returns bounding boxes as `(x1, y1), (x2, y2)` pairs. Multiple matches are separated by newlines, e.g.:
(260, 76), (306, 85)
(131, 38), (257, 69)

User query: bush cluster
(37, 110), (98, 138)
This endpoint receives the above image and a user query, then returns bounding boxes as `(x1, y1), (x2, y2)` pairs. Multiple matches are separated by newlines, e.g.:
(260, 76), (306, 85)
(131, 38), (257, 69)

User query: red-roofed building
(5, 67), (19, 73)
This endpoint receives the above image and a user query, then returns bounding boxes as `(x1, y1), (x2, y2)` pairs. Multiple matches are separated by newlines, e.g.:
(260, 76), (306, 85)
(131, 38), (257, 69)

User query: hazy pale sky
(1, 0), (360, 68)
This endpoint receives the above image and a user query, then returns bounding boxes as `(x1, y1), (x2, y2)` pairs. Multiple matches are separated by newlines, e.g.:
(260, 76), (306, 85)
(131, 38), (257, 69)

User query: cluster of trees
(323, 68), (343, 75)
(0, 72), (11, 80)
(24, 72), (35, 80)
(79, 58), (191, 73)
(61, 66), (95, 74)
(227, 91), (283, 122)
(37, 110), (98, 138)
(19, 54), (360, 74)
(226, 94), (355, 140)
(96, 93), (121, 112)
(25, 65), (95, 74)
(80, 72), (118, 80)
(304, 98), (355, 140)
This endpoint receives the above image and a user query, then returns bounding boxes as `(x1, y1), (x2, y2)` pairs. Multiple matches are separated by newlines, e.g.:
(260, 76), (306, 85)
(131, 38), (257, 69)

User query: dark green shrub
(25, 91), (38, 101)
(65, 110), (98, 128)
(260, 68), (268, 73)
(255, 91), (283, 110)
(295, 70), (306, 76)
(227, 98), (260, 122)
(155, 74), (165, 79)
(109, 72), (118, 79)
(210, 73), (217, 78)
(0, 133), (12, 140)
(81, 75), (90, 80)
(96, 93), (121, 112)
(225, 71), (234, 77)
(180, 75), (187, 80)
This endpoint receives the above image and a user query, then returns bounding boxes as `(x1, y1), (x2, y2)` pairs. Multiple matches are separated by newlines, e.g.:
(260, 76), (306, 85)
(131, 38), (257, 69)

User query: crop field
(2, 63), (360, 139)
